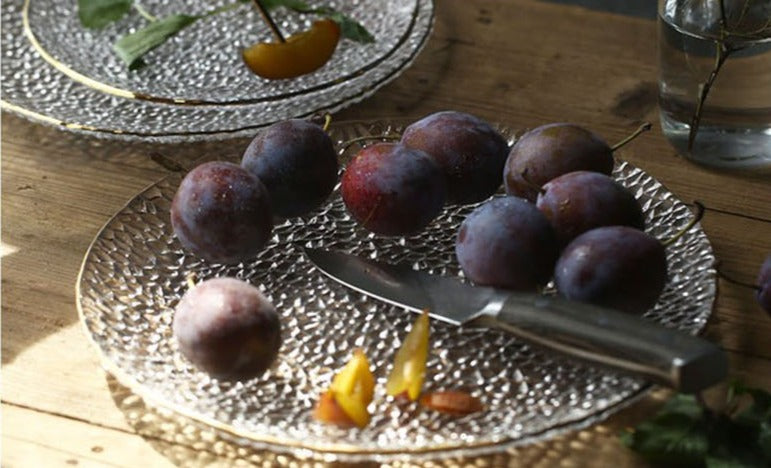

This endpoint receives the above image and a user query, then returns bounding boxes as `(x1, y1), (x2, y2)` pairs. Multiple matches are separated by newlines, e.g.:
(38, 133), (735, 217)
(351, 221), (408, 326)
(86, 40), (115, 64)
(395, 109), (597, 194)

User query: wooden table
(3, 1), (770, 466)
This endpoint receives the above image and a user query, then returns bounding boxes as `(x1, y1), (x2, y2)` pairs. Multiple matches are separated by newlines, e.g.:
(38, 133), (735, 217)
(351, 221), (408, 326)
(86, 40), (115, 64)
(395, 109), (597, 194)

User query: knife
(304, 247), (727, 392)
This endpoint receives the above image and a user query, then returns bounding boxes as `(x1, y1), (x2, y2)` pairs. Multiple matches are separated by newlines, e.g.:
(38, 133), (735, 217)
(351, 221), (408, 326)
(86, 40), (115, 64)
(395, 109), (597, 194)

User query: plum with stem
(504, 122), (650, 202)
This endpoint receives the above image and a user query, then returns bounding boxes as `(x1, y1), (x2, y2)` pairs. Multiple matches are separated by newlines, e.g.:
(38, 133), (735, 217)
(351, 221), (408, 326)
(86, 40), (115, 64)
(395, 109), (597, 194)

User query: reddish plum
(241, 119), (338, 218)
(171, 161), (273, 264)
(173, 277), (281, 381)
(536, 171), (645, 247)
(401, 111), (509, 205)
(341, 143), (447, 236)
(554, 226), (667, 314)
(455, 196), (559, 290)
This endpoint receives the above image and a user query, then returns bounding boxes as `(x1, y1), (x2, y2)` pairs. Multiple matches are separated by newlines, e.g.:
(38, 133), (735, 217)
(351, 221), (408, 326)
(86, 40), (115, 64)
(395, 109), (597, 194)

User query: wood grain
(2, 0), (769, 466)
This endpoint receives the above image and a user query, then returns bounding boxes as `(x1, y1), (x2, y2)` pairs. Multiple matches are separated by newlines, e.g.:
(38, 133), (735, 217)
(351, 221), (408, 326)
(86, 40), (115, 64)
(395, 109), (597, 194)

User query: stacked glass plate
(1, 0), (434, 142)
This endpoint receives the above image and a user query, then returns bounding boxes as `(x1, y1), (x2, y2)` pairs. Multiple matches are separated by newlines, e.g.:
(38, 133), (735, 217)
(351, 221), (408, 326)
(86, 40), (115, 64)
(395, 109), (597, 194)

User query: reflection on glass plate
(1, 1), (433, 141)
(77, 120), (716, 462)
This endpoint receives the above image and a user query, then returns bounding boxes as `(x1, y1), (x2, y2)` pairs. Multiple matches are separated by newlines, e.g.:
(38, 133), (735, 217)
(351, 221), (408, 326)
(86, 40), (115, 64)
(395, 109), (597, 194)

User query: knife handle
(472, 294), (726, 392)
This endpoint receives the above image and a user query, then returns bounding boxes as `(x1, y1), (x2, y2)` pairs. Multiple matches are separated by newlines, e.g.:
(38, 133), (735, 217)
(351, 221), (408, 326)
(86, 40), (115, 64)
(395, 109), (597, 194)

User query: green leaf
(707, 413), (768, 468)
(662, 393), (708, 419)
(620, 394), (709, 466)
(328, 12), (375, 43)
(260, 0), (311, 10)
(257, 0), (376, 43)
(622, 387), (771, 467)
(706, 454), (765, 468)
(113, 14), (199, 68)
(78, 0), (133, 29)
(759, 421), (771, 460)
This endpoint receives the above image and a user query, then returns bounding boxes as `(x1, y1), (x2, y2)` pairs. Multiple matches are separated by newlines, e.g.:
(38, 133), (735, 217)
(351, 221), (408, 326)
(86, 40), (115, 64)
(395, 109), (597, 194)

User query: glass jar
(658, 0), (771, 171)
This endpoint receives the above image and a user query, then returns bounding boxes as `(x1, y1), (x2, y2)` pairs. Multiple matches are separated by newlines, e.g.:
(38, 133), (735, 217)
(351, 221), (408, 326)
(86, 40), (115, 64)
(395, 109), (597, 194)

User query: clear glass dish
(77, 120), (717, 462)
(1, 1), (433, 142)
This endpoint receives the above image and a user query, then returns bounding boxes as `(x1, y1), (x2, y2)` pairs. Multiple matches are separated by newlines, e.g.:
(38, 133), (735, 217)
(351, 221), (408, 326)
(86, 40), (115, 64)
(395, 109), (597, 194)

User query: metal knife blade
(304, 247), (727, 392)
(303, 247), (505, 325)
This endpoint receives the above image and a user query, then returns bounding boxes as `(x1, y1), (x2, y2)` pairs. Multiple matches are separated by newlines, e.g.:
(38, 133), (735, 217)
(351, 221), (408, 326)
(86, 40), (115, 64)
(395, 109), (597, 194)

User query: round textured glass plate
(26, 0), (417, 104)
(77, 120), (716, 462)
(0, 1), (433, 142)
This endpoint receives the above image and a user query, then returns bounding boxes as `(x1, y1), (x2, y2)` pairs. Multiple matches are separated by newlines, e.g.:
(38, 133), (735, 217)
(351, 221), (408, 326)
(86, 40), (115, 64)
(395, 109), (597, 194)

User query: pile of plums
(341, 111), (510, 235)
(339, 112), (664, 314)
(169, 119), (339, 380)
(167, 112), (768, 382)
(454, 121), (668, 315)
(171, 119), (339, 265)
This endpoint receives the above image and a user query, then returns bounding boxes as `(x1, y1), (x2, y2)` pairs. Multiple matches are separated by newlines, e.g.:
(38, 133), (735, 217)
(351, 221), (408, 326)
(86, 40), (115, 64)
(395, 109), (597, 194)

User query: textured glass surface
(27, 0), (417, 103)
(0, 1), (433, 141)
(77, 120), (716, 462)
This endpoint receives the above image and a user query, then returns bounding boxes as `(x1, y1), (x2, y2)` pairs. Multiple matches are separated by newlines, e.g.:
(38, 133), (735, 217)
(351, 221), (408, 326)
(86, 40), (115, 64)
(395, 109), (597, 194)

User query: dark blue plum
(242, 119), (338, 218)
(455, 196), (559, 290)
(504, 123), (614, 202)
(536, 171), (645, 247)
(171, 161), (273, 264)
(401, 111), (509, 205)
(757, 255), (771, 315)
(173, 277), (281, 381)
(555, 226), (667, 314)
(341, 143), (447, 236)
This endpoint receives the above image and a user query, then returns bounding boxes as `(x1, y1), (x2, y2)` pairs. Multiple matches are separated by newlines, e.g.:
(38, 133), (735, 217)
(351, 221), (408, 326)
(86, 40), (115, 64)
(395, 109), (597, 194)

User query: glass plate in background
(26, 0), (417, 104)
(77, 120), (716, 462)
(1, 1), (433, 141)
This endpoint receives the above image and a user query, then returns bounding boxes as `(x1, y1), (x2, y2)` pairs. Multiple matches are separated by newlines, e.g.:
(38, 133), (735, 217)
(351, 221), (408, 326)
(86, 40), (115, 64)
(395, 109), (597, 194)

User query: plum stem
(611, 122), (652, 152)
(322, 114), (332, 132)
(132, 3), (157, 22)
(250, 0), (286, 43)
(662, 201), (705, 247)
(339, 134), (401, 152)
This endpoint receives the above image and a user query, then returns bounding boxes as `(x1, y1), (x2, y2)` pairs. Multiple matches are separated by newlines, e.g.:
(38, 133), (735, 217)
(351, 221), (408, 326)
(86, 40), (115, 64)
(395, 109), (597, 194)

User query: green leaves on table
(76, 0), (375, 69)
(621, 383), (771, 467)
(78, 0), (132, 29)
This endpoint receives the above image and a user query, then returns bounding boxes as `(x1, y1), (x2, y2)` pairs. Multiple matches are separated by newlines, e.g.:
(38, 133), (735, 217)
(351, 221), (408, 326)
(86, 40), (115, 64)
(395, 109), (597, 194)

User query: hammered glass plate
(27, 0), (417, 103)
(0, 1), (433, 141)
(77, 120), (716, 462)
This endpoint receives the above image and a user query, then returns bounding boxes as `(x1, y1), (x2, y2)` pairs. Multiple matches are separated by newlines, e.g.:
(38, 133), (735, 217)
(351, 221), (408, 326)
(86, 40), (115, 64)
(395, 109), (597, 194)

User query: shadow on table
(106, 373), (663, 468)
(0, 113), (252, 365)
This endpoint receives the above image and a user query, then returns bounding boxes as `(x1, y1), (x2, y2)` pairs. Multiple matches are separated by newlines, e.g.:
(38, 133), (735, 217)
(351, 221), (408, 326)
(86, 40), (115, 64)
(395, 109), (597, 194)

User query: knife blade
(304, 247), (726, 393)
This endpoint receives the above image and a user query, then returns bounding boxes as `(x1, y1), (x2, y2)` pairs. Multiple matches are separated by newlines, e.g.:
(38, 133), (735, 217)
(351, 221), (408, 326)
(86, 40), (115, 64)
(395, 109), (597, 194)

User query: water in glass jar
(658, 0), (771, 171)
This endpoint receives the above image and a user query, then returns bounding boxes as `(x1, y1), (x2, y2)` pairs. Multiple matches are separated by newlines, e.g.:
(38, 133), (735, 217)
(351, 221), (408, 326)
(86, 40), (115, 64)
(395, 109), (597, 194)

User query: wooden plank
(1, 323), (138, 432)
(1, 404), (175, 468)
